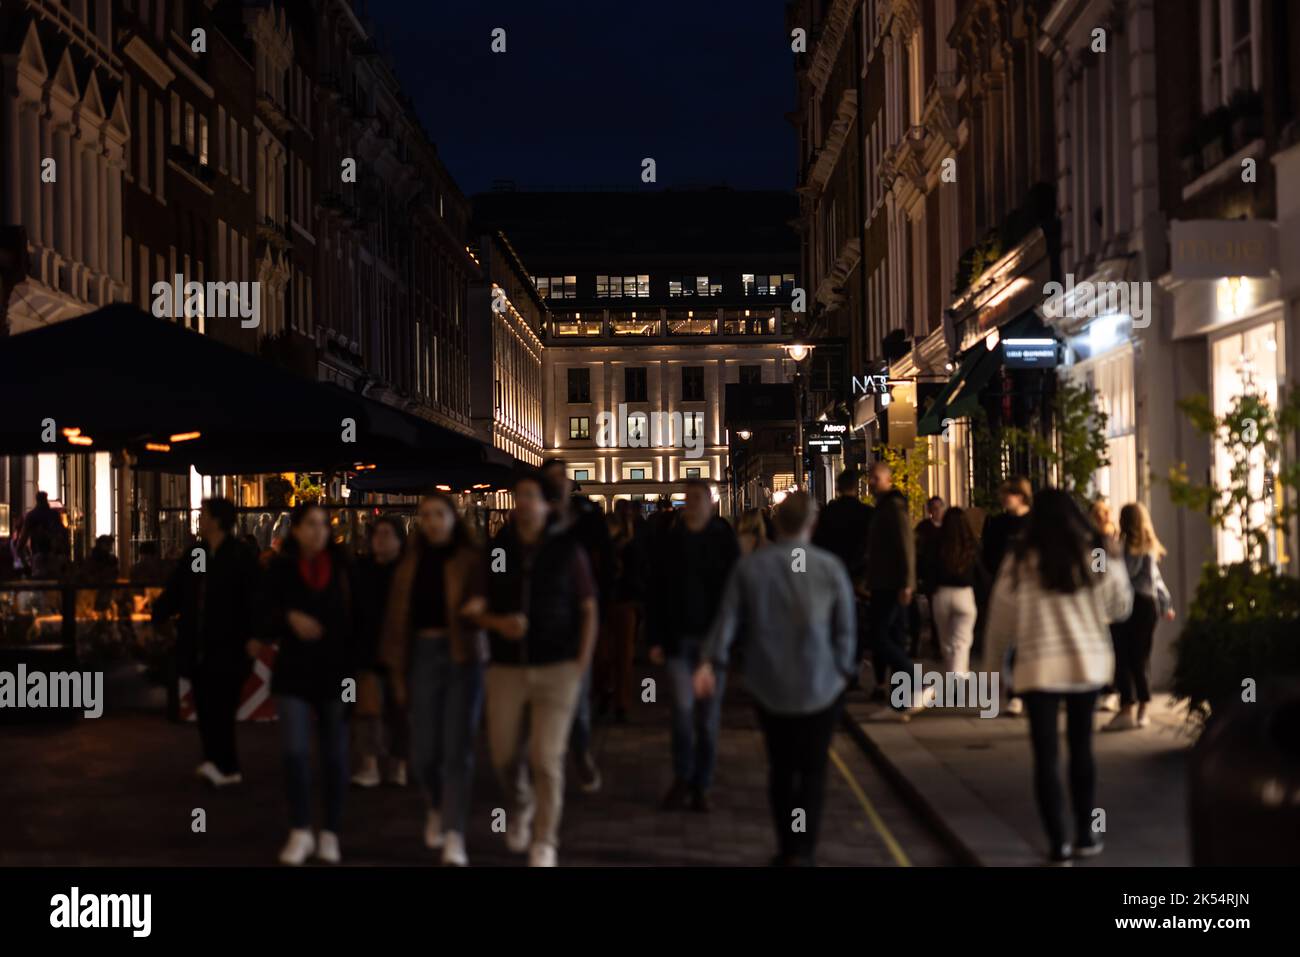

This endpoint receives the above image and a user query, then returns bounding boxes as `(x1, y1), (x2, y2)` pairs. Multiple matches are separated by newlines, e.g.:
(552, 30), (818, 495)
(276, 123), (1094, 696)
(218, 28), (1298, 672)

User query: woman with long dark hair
(1106, 503), (1174, 732)
(351, 515), (408, 787)
(932, 507), (984, 677)
(985, 489), (1133, 865)
(265, 503), (355, 866)
(380, 493), (485, 866)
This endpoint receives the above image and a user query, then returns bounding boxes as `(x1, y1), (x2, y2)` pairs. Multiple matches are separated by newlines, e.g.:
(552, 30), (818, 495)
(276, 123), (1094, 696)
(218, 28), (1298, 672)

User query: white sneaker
(351, 765), (381, 788)
(505, 805), (534, 854)
(197, 761), (242, 787)
(278, 829), (316, 866)
(1097, 693), (1120, 713)
(442, 831), (468, 867)
(1137, 710), (1151, 729)
(1004, 697), (1024, 716)
(528, 843), (557, 867)
(316, 830), (341, 864)
(424, 809), (444, 850)
(385, 760), (408, 787)
(1105, 712), (1138, 732)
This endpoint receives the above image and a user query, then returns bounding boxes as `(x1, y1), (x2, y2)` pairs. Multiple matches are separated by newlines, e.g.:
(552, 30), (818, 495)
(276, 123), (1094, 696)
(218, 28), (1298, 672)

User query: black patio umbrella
(0, 304), (493, 474)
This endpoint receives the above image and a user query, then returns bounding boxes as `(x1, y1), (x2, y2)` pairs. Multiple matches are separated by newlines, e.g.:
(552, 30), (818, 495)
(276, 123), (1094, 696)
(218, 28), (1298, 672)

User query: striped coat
(984, 550), (1133, 693)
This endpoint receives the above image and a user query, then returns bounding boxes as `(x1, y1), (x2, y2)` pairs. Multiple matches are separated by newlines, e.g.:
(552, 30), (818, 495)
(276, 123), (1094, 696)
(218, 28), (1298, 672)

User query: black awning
(347, 454), (518, 496)
(0, 304), (497, 474)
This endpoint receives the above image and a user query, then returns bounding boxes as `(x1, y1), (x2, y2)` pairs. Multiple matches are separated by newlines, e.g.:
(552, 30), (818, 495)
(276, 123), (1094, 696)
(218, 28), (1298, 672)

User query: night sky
(365, 0), (795, 197)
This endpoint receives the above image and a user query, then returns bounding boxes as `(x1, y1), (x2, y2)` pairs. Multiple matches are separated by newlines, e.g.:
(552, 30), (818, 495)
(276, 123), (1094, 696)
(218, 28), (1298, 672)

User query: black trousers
(193, 663), (247, 775)
(1023, 690), (1098, 851)
(756, 700), (841, 864)
(1113, 594), (1158, 706)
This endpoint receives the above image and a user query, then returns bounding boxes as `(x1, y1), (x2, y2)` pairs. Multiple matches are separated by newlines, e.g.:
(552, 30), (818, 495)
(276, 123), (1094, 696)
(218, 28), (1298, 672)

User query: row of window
(566, 466), (706, 482)
(566, 364), (762, 403)
(534, 273), (797, 300)
(568, 414), (704, 442)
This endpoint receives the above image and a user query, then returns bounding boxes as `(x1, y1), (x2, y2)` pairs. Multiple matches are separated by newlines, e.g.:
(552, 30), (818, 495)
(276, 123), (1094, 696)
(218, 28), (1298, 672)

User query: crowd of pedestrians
(142, 453), (1174, 868)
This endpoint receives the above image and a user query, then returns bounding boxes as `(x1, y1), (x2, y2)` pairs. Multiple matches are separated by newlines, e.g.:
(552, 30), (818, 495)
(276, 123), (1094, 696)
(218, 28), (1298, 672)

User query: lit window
(627, 413), (648, 442)
(573, 469), (590, 482)
(683, 412), (703, 440)
(742, 273), (756, 296)
(569, 416), (590, 440)
(629, 468), (646, 480)
(686, 467), (701, 479)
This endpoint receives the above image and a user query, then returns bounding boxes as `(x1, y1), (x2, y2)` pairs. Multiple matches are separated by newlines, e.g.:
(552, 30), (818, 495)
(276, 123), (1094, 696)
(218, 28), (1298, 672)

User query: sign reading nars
(1003, 338), (1058, 368)
(1171, 219), (1278, 280)
(851, 373), (889, 395)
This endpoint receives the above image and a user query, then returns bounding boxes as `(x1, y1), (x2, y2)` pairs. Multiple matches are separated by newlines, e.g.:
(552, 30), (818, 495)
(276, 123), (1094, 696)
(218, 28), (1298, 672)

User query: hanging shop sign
(806, 420), (848, 453)
(1003, 338), (1059, 369)
(1171, 219), (1278, 280)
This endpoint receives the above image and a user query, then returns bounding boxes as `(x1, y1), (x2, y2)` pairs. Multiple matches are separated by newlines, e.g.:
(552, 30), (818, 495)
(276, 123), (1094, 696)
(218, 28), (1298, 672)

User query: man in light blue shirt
(694, 491), (856, 865)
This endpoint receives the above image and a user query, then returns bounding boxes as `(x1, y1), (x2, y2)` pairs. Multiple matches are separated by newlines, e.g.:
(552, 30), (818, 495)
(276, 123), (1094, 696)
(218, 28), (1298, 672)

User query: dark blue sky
(365, 0), (795, 196)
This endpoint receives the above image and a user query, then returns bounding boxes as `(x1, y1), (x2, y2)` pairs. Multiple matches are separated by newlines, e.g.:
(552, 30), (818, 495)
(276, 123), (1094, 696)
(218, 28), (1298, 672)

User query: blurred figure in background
(541, 458), (612, 795)
(153, 498), (260, 790)
(469, 471), (598, 867)
(263, 503), (355, 866)
(985, 489), (1132, 865)
(351, 515), (407, 790)
(597, 500), (645, 724)
(863, 461), (921, 714)
(913, 496), (946, 659)
(381, 496), (485, 866)
(812, 469), (871, 589)
(696, 491), (856, 866)
(648, 479), (739, 813)
(1106, 503), (1175, 733)
(932, 507), (984, 678)
(735, 508), (769, 556)
(980, 477), (1034, 716)
(1089, 498), (1122, 713)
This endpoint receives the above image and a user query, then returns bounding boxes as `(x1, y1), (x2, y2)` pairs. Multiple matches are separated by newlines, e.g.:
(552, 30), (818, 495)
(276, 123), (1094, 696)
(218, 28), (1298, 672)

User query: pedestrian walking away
(262, 503), (356, 866)
(695, 491), (857, 866)
(468, 470), (599, 867)
(980, 477), (1033, 716)
(984, 489), (1133, 865)
(1106, 503), (1175, 733)
(351, 515), (408, 790)
(380, 495), (486, 866)
(541, 457), (612, 794)
(152, 497), (260, 790)
(647, 478), (740, 812)
(931, 507), (985, 678)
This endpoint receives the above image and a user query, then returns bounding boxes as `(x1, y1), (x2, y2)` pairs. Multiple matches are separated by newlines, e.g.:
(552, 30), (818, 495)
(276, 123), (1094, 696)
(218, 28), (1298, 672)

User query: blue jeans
(277, 694), (349, 833)
(666, 640), (726, 791)
(409, 638), (484, 834)
(569, 661), (593, 756)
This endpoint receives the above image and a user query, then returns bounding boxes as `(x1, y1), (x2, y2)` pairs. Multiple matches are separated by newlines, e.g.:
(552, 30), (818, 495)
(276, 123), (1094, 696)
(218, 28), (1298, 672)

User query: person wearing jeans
(263, 503), (355, 866)
(468, 471), (598, 868)
(985, 489), (1133, 864)
(380, 493), (486, 866)
(696, 491), (857, 866)
(931, 507), (984, 677)
(648, 479), (739, 811)
(863, 462), (920, 713)
(277, 695), (349, 840)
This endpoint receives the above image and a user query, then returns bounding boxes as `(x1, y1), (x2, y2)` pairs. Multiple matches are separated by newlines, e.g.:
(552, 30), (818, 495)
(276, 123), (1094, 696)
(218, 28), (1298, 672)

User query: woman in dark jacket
(264, 503), (354, 866)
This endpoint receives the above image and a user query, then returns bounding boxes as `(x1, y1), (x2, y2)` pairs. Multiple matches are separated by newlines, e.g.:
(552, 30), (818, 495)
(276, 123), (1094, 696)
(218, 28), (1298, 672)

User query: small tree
(873, 438), (934, 523)
(1166, 388), (1300, 567)
(1002, 377), (1110, 506)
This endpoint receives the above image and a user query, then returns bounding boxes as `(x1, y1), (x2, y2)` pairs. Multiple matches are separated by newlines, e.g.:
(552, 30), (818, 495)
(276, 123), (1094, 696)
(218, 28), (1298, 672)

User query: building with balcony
(473, 188), (800, 513)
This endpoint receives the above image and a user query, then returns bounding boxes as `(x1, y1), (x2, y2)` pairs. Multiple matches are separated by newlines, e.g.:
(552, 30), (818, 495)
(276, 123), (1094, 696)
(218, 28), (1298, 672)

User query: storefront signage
(1171, 219), (1278, 280)
(806, 420), (847, 453)
(850, 373), (889, 395)
(1003, 338), (1059, 368)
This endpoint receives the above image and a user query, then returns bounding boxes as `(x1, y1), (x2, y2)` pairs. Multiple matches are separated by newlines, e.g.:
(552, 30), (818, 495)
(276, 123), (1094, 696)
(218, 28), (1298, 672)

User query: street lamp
(782, 339), (815, 489)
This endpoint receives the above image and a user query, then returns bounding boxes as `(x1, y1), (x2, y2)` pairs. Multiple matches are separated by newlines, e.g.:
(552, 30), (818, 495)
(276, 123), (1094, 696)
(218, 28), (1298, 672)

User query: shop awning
(346, 455), (518, 496)
(916, 313), (1049, 436)
(0, 304), (497, 473)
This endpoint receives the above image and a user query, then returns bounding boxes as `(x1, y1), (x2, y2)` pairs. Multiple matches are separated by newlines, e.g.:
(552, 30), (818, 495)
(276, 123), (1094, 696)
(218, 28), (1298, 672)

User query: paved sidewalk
(844, 687), (1194, 867)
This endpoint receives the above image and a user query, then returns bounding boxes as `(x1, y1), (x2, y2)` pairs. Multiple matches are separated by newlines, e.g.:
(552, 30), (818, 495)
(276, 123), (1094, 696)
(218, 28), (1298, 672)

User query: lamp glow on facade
(170, 431), (202, 443)
(737, 429), (752, 441)
(783, 342), (813, 362)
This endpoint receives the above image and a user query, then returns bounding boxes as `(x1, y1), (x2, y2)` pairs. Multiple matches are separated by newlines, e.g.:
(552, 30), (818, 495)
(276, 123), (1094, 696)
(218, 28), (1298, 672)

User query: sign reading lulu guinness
(806, 420), (848, 453)
(1003, 338), (1059, 369)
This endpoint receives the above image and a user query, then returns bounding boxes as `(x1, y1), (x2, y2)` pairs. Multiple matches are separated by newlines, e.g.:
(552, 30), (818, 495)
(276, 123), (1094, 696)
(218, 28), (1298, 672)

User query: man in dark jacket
(153, 498), (260, 787)
(648, 479), (739, 812)
(471, 471), (598, 868)
(813, 468), (872, 588)
(864, 462), (920, 712)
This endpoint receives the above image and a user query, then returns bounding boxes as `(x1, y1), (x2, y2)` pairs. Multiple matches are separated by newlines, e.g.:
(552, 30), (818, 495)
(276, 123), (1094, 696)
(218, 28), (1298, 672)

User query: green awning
(916, 313), (1045, 436)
